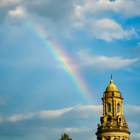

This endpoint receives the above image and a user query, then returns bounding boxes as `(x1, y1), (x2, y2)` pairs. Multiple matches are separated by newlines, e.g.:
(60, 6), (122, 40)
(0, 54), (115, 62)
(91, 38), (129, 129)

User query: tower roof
(105, 76), (119, 92)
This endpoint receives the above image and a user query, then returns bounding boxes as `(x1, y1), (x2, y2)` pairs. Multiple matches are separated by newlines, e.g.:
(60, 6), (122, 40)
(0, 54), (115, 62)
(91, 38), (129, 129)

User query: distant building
(96, 77), (130, 140)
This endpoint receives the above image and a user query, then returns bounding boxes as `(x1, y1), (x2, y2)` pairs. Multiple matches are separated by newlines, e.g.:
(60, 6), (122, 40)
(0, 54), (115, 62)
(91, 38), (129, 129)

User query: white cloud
(92, 19), (138, 41)
(65, 127), (90, 133)
(8, 6), (26, 17)
(77, 50), (139, 69)
(8, 113), (35, 122)
(124, 104), (140, 112)
(131, 133), (140, 139)
(24, 0), (75, 21)
(0, 0), (139, 42)
(128, 122), (139, 130)
(75, 0), (140, 18)
(39, 107), (73, 119)
(74, 104), (102, 118)
(123, 105), (140, 123)
(7, 107), (73, 122)
(0, 0), (20, 6)
(0, 104), (139, 140)
(73, 18), (138, 41)
(4, 105), (101, 123)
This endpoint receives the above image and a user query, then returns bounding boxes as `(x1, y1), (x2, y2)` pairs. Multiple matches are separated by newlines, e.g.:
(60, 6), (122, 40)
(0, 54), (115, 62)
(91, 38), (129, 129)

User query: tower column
(119, 136), (123, 140)
(103, 99), (105, 116)
(102, 137), (105, 140)
(110, 137), (114, 140)
(121, 101), (123, 114)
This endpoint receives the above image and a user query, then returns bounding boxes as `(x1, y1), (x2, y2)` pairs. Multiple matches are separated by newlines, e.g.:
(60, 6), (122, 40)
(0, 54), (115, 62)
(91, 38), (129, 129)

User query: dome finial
(110, 74), (113, 84)
(111, 74), (112, 80)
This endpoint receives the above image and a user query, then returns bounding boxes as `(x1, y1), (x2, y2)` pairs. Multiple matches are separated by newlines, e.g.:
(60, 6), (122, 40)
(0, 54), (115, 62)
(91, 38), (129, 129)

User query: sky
(0, 0), (140, 140)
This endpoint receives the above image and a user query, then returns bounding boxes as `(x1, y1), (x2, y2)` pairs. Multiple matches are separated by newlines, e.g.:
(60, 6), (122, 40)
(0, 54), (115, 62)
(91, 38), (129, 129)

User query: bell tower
(96, 76), (130, 140)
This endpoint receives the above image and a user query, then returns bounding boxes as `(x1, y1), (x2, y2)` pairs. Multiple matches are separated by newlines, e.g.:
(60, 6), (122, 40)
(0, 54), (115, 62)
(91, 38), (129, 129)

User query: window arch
(117, 103), (120, 112)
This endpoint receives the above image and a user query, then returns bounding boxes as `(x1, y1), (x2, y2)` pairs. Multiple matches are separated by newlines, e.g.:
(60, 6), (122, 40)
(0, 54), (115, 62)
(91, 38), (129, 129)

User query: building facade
(96, 77), (130, 140)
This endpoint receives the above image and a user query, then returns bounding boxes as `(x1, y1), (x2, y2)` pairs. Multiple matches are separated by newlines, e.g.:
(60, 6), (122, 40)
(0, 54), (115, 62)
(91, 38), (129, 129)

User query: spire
(110, 74), (113, 84)
(111, 74), (112, 80)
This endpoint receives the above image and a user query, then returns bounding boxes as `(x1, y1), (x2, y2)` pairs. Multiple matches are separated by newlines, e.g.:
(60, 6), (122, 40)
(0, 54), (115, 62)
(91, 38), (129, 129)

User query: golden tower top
(104, 76), (121, 98)
(106, 78), (119, 92)
(96, 76), (130, 140)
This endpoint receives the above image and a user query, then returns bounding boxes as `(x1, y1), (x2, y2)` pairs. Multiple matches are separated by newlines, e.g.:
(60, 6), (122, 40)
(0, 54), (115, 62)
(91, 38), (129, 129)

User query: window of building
(107, 103), (111, 112)
(117, 103), (120, 112)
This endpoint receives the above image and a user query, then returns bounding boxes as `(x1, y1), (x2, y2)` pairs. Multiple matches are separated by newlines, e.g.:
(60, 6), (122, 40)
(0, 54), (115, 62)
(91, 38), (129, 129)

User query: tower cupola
(106, 79), (119, 92)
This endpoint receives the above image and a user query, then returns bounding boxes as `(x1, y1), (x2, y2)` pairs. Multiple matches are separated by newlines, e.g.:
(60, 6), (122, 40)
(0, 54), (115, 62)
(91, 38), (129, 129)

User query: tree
(59, 133), (72, 140)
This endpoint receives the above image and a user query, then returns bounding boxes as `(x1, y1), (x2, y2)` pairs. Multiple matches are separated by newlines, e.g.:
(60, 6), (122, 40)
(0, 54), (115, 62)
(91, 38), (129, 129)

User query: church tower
(96, 76), (130, 140)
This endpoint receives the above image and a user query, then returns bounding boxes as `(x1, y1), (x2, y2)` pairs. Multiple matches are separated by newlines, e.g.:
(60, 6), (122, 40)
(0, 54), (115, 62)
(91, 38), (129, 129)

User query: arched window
(107, 103), (111, 112)
(117, 103), (120, 112)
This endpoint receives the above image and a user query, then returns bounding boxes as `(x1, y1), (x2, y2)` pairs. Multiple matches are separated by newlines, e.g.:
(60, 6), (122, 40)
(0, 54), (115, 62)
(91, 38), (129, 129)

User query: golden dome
(106, 79), (119, 92)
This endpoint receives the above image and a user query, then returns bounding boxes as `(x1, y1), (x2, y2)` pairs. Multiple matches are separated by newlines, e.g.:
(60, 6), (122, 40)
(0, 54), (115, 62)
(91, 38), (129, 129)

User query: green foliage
(59, 133), (72, 140)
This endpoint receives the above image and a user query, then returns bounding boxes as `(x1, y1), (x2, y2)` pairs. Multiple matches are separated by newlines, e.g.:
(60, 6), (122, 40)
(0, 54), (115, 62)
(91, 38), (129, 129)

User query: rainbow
(25, 22), (94, 105)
